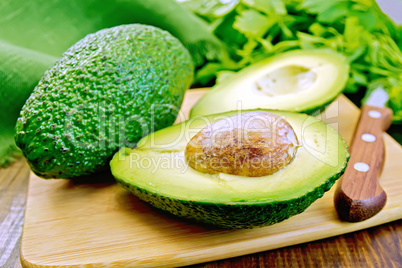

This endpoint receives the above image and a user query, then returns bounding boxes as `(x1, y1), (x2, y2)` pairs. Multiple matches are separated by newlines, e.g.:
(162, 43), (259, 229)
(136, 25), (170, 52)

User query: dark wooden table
(1, 159), (401, 268)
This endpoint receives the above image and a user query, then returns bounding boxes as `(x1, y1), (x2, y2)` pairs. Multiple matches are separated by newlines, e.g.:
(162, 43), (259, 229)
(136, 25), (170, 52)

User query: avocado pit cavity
(185, 111), (299, 177)
(255, 65), (317, 96)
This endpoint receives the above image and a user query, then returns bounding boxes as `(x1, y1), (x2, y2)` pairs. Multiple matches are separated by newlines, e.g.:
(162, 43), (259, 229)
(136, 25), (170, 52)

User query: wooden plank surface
(19, 89), (402, 267)
(0, 159), (30, 268)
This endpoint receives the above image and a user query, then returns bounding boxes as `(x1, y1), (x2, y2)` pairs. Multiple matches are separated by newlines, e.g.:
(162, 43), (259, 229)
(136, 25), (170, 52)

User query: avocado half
(110, 110), (349, 229)
(190, 50), (349, 118)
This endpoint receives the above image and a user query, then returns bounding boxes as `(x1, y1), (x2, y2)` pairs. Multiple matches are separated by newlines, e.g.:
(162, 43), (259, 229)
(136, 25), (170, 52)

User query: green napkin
(0, 0), (222, 166)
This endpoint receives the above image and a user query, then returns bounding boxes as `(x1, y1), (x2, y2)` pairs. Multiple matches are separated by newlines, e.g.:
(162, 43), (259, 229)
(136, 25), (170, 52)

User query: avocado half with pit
(110, 110), (349, 229)
(190, 49), (349, 118)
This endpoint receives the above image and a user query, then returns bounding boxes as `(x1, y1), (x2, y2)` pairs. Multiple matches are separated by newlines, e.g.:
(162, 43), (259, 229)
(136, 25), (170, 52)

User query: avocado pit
(185, 111), (299, 177)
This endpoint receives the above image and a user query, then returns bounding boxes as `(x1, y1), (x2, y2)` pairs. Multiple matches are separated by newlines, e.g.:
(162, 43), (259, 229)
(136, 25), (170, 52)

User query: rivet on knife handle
(334, 105), (393, 222)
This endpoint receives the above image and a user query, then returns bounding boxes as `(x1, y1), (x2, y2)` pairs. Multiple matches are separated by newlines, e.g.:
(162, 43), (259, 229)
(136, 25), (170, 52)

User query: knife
(334, 87), (393, 222)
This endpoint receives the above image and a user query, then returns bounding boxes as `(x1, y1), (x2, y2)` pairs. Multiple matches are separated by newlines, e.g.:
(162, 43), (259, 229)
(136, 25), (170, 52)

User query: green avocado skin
(15, 24), (194, 178)
(115, 151), (349, 229)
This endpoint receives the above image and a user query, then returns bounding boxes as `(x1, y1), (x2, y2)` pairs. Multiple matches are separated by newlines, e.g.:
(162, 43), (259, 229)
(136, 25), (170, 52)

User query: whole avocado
(15, 24), (194, 179)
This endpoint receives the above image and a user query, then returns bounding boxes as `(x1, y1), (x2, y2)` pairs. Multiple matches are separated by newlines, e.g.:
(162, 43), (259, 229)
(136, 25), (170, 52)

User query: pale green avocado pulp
(110, 110), (349, 228)
(190, 50), (349, 118)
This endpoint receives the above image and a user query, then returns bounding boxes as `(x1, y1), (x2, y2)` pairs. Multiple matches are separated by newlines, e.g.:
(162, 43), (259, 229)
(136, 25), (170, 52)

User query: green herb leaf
(233, 9), (271, 37)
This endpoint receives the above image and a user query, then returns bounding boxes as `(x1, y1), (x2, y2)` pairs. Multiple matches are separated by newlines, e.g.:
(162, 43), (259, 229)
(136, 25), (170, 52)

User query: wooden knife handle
(334, 105), (393, 222)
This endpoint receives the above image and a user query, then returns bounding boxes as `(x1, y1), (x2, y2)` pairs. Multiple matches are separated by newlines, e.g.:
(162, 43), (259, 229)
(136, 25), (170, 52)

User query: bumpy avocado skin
(15, 24), (194, 178)
(115, 159), (348, 229)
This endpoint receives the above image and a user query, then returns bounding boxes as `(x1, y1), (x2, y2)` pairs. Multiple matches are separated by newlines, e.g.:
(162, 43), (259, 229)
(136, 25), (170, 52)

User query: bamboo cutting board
(20, 89), (402, 268)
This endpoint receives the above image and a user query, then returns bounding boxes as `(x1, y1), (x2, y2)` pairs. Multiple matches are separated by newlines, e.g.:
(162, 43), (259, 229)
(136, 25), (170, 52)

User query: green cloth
(0, 0), (221, 166)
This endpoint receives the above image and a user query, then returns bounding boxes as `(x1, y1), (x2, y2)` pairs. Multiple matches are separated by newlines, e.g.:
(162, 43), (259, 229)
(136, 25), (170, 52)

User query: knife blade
(334, 87), (393, 222)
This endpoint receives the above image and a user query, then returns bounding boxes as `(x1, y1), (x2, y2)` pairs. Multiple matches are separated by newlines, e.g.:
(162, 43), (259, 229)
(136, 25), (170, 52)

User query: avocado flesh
(190, 50), (349, 118)
(15, 24), (193, 178)
(111, 109), (349, 229)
